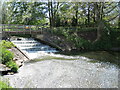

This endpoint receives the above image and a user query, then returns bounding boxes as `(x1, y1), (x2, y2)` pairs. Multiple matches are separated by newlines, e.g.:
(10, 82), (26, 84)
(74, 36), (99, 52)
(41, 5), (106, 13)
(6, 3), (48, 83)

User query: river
(2, 37), (119, 88)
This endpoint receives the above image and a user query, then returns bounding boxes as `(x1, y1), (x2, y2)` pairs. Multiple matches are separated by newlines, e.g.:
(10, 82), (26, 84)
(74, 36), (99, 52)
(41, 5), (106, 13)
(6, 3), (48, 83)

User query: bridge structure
(0, 24), (49, 38)
(0, 24), (62, 51)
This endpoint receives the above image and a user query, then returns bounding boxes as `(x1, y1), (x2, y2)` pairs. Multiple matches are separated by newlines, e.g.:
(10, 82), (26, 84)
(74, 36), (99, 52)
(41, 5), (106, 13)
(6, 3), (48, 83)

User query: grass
(0, 81), (12, 89)
(58, 51), (120, 67)
(80, 51), (120, 67)
(0, 40), (18, 73)
(0, 40), (15, 49)
(28, 55), (76, 63)
(27, 51), (120, 68)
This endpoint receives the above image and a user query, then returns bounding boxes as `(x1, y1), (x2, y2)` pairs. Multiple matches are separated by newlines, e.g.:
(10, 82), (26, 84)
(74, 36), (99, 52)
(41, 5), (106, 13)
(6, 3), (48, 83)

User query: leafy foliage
(50, 27), (119, 51)
(0, 40), (18, 73)
(6, 61), (18, 73)
(1, 47), (14, 64)
(0, 81), (12, 89)
(0, 40), (15, 49)
(1, 2), (119, 52)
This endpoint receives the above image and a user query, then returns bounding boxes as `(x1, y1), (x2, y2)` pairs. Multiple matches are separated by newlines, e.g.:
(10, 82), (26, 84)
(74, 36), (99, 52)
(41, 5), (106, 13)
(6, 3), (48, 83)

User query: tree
(93, 2), (118, 41)
(2, 1), (46, 25)
(118, 1), (120, 28)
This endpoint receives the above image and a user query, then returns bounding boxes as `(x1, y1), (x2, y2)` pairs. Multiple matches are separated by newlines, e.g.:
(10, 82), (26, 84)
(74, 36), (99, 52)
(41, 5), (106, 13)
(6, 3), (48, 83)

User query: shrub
(0, 81), (12, 89)
(6, 61), (18, 73)
(76, 38), (91, 49)
(67, 34), (91, 50)
(90, 34), (112, 50)
(0, 40), (18, 73)
(0, 40), (15, 49)
(1, 47), (14, 64)
(91, 40), (112, 50)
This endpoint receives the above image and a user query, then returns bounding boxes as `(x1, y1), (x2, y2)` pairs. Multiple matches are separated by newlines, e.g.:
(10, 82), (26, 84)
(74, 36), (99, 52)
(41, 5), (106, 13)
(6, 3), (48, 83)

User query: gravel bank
(3, 58), (118, 88)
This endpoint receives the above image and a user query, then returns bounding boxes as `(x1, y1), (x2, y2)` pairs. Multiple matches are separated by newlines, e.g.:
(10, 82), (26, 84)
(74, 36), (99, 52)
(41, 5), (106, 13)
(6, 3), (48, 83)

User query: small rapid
(11, 37), (58, 59)
(2, 37), (119, 88)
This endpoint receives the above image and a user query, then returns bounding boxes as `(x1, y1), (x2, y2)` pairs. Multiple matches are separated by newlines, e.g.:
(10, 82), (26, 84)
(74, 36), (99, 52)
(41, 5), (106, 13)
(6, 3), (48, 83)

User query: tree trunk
(94, 2), (104, 42)
(118, 14), (120, 29)
(118, 1), (120, 28)
(75, 3), (78, 26)
(48, 0), (52, 28)
(87, 2), (90, 26)
(96, 20), (104, 41)
(50, 1), (54, 27)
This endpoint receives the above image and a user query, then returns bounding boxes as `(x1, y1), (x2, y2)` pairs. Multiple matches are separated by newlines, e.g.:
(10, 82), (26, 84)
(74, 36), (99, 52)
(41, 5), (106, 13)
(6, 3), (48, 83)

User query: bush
(1, 47), (14, 64)
(67, 34), (91, 50)
(0, 40), (18, 73)
(0, 40), (15, 49)
(91, 40), (112, 50)
(6, 61), (18, 73)
(0, 81), (12, 89)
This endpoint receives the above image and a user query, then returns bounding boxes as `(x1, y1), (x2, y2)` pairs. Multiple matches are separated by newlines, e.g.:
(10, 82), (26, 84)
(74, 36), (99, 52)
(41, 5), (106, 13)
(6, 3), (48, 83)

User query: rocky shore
(0, 47), (29, 75)
(9, 47), (29, 67)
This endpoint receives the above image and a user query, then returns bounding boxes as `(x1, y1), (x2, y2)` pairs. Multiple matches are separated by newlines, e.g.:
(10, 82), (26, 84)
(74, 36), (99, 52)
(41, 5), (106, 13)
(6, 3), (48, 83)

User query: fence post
(30, 25), (31, 35)
(41, 27), (42, 34)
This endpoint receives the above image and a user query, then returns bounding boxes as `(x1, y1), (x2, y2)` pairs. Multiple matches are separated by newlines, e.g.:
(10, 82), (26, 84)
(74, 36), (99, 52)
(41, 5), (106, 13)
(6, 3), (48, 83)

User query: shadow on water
(57, 51), (120, 68)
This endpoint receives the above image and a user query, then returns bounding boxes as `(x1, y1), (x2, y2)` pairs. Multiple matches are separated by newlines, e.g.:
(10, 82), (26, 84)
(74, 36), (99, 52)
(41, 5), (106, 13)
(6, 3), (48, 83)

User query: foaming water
(11, 37), (58, 59)
(5, 37), (119, 88)
(3, 54), (119, 88)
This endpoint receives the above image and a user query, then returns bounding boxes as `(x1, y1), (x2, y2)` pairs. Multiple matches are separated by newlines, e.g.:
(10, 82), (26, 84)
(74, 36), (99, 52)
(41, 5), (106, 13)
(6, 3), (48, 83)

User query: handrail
(0, 24), (49, 32)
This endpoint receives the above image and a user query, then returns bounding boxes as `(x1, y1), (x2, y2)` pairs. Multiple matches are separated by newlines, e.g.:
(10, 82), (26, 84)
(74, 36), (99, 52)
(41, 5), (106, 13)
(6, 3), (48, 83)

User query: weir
(10, 37), (58, 59)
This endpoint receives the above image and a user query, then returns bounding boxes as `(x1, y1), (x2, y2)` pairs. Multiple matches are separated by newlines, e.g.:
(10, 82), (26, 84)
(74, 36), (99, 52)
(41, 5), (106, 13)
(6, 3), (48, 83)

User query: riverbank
(0, 40), (29, 75)
(2, 54), (119, 88)
(9, 36), (120, 68)
(58, 51), (120, 68)
(8, 47), (29, 67)
(1, 38), (119, 88)
(33, 28), (120, 52)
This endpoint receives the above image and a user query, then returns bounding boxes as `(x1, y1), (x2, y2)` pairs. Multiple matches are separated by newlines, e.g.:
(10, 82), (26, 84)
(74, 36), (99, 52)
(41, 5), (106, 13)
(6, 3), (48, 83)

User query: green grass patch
(0, 40), (18, 73)
(0, 81), (12, 89)
(80, 51), (120, 67)
(0, 40), (15, 49)
(28, 56), (76, 63)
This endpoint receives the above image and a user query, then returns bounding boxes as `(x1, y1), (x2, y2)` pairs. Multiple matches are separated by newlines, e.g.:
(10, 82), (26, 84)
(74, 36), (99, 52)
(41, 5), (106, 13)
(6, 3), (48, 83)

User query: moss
(28, 56), (76, 63)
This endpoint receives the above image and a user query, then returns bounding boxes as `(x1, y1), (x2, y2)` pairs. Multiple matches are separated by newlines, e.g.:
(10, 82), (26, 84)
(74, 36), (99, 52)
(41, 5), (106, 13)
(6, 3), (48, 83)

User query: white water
(11, 37), (58, 59)
(3, 56), (119, 88)
(6, 37), (119, 88)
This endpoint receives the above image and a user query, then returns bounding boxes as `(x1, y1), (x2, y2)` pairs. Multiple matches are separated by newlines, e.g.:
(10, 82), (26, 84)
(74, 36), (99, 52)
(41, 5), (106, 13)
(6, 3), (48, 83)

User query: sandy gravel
(3, 58), (118, 88)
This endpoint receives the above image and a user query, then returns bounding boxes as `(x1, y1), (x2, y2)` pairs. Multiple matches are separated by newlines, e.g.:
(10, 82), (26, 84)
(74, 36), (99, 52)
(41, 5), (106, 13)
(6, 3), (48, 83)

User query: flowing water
(10, 37), (58, 59)
(2, 37), (119, 88)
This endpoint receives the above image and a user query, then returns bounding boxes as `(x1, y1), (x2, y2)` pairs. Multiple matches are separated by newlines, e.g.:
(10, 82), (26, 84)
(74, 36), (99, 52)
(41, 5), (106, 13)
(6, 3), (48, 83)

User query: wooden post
(30, 25), (31, 35)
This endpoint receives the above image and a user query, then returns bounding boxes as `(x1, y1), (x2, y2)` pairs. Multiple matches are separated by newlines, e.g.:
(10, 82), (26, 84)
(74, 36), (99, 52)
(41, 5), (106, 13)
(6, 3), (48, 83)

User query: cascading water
(11, 37), (58, 59)
(3, 36), (118, 88)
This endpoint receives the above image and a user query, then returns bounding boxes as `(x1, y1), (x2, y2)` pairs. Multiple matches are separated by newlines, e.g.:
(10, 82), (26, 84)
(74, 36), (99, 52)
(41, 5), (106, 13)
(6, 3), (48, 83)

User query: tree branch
(106, 14), (119, 22)
(104, 5), (117, 14)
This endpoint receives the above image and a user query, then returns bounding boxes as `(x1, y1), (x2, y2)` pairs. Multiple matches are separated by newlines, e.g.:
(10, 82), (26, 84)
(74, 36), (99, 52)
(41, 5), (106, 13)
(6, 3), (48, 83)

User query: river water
(10, 37), (58, 59)
(2, 37), (119, 88)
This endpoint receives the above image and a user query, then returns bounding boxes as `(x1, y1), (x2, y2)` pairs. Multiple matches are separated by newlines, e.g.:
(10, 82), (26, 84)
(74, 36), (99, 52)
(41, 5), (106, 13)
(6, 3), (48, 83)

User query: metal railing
(0, 24), (50, 35)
